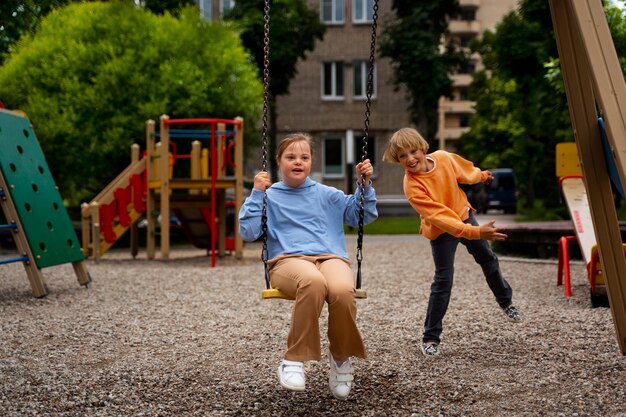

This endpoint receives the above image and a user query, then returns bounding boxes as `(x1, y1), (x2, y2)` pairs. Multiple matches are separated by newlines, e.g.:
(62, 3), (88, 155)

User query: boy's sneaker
(329, 356), (354, 400)
(277, 359), (305, 392)
(420, 341), (441, 358)
(502, 305), (522, 322)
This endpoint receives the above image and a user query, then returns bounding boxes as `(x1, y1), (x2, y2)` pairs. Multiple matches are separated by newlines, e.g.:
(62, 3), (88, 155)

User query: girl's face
(398, 147), (429, 174)
(278, 140), (312, 187)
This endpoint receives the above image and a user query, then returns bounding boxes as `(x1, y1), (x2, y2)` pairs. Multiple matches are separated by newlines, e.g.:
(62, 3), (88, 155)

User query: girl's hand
(479, 220), (508, 241)
(253, 170), (271, 191)
(356, 159), (374, 185)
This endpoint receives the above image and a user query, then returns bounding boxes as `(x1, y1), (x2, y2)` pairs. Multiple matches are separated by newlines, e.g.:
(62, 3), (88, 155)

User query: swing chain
(356, 0), (379, 290)
(261, 0), (271, 289)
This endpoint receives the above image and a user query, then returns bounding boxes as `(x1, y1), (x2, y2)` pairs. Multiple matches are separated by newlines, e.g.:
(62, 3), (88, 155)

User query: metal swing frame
(259, 0), (379, 301)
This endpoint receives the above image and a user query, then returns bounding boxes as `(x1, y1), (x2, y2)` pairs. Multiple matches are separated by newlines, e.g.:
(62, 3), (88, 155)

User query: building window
(459, 60), (476, 74)
(323, 137), (344, 177)
(459, 87), (469, 101)
(459, 114), (471, 128)
(460, 8), (476, 21)
(220, 0), (234, 15)
(354, 135), (376, 176)
(322, 0), (344, 24)
(198, 0), (212, 20)
(353, 60), (376, 99)
(353, 0), (373, 23)
(322, 62), (344, 100)
(459, 35), (474, 48)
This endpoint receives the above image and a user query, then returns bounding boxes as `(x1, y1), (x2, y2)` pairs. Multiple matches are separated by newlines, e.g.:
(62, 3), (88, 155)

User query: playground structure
(550, 0), (626, 354)
(555, 142), (615, 307)
(0, 109), (91, 297)
(81, 115), (244, 266)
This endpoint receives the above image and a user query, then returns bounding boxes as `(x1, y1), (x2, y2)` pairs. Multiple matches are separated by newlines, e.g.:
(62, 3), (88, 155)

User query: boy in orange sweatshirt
(383, 127), (522, 358)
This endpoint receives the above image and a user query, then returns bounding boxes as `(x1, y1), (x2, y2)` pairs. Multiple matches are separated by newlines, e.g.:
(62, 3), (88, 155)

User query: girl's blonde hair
(382, 128), (429, 163)
(276, 132), (313, 161)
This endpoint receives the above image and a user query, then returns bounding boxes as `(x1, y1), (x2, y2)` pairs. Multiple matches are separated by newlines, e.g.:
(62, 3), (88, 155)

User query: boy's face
(398, 147), (429, 174)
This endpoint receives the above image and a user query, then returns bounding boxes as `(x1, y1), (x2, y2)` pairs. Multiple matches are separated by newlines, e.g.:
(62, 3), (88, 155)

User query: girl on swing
(239, 132), (377, 399)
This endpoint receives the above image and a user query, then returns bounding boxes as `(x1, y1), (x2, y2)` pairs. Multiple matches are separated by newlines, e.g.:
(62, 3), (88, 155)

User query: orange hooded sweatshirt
(403, 150), (490, 240)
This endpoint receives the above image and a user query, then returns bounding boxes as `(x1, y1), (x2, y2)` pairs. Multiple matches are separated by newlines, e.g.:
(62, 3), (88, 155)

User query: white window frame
(321, 62), (345, 100)
(323, 137), (345, 178)
(353, 60), (376, 100)
(198, 0), (212, 20)
(321, 0), (344, 25)
(352, 0), (373, 24)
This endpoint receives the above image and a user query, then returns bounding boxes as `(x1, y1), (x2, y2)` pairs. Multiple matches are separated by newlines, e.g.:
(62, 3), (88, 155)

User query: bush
(0, 1), (262, 207)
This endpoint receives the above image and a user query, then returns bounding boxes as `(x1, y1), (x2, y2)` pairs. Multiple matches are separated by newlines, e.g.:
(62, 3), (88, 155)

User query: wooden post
(159, 115), (170, 260)
(201, 148), (209, 195)
(0, 172), (48, 297)
(80, 202), (91, 257)
(130, 144), (141, 258)
(217, 122), (226, 179)
(89, 202), (100, 263)
(191, 140), (201, 195)
(550, 0), (626, 354)
(146, 120), (156, 260)
(72, 261), (91, 286)
(216, 123), (226, 256)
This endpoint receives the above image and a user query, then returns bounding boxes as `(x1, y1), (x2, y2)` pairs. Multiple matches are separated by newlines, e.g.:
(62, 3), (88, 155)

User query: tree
(0, 0), (85, 65)
(379, 0), (467, 143)
(1, 0), (202, 66)
(0, 2), (262, 207)
(140, 0), (195, 16)
(456, 0), (566, 210)
(459, 0), (626, 212)
(225, 0), (325, 180)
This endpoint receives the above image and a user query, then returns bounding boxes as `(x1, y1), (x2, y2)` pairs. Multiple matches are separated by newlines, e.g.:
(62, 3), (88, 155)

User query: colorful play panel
(0, 109), (91, 297)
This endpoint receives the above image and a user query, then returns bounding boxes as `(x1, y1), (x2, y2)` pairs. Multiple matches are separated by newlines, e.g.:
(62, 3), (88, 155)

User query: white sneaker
(277, 359), (305, 391)
(329, 356), (354, 400)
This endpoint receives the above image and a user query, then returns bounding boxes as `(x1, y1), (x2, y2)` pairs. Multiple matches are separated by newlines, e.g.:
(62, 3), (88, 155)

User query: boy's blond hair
(382, 128), (429, 163)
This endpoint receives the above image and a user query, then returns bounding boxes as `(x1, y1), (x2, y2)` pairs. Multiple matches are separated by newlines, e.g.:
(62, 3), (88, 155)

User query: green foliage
(141, 0), (195, 16)
(456, 0), (568, 213)
(379, 0), (467, 140)
(0, 0), (87, 65)
(457, 72), (524, 169)
(605, 3), (626, 77)
(459, 0), (626, 220)
(225, 0), (325, 97)
(0, 1), (262, 206)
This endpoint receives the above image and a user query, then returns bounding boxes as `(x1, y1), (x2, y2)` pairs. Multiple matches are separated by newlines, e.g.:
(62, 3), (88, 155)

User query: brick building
(196, 0), (519, 202)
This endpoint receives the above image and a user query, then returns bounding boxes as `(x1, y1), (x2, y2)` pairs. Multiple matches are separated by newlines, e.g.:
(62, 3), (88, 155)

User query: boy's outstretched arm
(479, 220), (507, 241)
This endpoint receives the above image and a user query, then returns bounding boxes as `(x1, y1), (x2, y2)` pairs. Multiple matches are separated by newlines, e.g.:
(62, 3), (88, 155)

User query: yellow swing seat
(261, 287), (367, 300)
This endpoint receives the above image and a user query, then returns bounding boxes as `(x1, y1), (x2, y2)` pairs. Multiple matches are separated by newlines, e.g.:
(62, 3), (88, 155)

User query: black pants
(422, 211), (513, 343)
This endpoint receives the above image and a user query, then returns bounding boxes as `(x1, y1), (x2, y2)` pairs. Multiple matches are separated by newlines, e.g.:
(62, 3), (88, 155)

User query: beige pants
(269, 254), (366, 362)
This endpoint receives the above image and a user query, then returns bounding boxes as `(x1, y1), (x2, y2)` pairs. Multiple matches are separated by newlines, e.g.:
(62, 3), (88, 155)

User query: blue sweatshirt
(239, 177), (378, 260)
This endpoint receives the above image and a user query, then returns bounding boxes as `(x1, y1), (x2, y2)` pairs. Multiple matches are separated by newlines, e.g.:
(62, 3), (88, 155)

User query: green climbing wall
(0, 110), (84, 268)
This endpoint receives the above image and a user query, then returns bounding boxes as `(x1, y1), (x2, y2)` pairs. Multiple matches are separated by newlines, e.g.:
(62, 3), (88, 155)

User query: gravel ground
(1, 234), (625, 416)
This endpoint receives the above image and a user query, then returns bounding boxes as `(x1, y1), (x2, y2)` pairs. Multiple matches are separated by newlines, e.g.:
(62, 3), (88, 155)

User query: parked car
(486, 168), (518, 214)
(461, 182), (489, 214)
